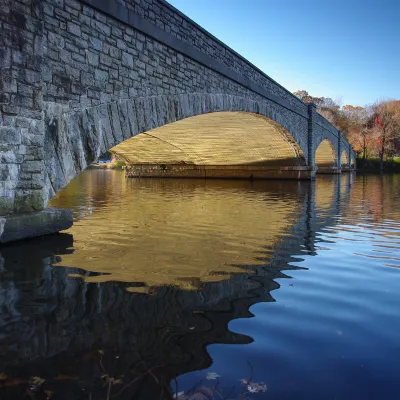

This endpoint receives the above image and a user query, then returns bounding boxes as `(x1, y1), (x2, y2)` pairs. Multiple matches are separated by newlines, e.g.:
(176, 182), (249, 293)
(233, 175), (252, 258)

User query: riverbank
(356, 156), (400, 172)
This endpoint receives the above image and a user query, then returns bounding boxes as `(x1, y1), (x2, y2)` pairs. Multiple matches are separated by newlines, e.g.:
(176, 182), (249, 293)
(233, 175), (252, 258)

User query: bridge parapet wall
(115, 0), (308, 117)
(314, 113), (339, 140)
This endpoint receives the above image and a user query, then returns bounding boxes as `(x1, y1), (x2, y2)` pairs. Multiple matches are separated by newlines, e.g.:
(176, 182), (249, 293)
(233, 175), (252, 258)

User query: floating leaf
(206, 372), (220, 380)
(30, 376), (46, 386)
(244, 381), (268, 393)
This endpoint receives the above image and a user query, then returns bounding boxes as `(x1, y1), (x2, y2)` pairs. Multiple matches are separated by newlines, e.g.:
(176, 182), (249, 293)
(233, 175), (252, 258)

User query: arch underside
(315, 139), (337, 169)
(341, 150), (349, 167)
(111, 112), (306, 167)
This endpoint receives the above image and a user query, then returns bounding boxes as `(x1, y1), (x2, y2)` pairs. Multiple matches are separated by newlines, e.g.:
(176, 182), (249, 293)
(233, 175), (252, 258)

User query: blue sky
(168, 0), (399, 107)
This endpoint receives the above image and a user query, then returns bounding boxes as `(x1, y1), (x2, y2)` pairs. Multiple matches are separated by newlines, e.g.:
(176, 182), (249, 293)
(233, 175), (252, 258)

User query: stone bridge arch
(44, 93), (310, 202)
(350, 153), (356, 168)
(314, 138), (338, 173)
(0, 0), (356, 243)
(341, 150), (349, 169)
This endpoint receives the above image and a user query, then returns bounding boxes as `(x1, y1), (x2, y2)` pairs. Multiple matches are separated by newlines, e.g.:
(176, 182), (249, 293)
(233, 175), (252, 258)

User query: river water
(1, 171), (400, 399)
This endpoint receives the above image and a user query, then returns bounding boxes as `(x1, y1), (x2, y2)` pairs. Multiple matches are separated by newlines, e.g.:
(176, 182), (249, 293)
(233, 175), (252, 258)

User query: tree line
(293, 90), (400, 171)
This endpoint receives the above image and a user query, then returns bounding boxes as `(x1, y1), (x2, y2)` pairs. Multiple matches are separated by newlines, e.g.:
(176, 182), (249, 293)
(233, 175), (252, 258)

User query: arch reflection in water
(49, 171), (309, 291)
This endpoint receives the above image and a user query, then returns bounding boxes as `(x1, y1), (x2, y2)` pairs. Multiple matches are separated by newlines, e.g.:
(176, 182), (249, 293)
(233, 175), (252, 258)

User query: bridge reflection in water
(50, 175), (311, 290)
(0, 171), (366, 399)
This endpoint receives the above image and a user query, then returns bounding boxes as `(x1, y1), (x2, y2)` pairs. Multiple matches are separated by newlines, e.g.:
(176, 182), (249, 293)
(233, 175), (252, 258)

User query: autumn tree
(294, 90), (400, 170)
(293, 90), (324, 107)
(293, 90), (345, 132)
(371, 100), (400, 170)
(343, 105), (372, 166)
(318, 98), (345, 131)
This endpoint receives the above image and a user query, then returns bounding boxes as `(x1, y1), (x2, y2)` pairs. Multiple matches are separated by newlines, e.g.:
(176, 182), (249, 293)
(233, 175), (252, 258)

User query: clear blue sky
(168, 0), (399, 107)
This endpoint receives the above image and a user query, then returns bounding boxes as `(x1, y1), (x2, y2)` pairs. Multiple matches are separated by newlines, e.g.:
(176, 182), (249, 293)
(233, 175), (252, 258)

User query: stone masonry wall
(116, 0), (307, 116)
(0, 0), (46, 214)
(40, 0), (307, 115)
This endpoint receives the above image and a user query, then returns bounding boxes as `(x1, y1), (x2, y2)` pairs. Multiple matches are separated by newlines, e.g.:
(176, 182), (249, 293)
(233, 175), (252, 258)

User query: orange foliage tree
(370, 100), (400, 170)
(343, 105), (372, 166)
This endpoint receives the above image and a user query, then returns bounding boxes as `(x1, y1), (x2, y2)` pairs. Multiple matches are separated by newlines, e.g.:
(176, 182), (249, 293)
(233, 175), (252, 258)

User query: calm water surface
(1, 171), (400, 399)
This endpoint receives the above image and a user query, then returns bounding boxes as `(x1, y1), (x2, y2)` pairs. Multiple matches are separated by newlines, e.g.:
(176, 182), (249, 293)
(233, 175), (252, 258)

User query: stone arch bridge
(0, 0), (355, 242)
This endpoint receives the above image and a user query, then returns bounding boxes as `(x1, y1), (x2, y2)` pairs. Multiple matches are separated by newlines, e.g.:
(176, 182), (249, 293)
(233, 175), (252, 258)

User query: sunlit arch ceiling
(111, 112), (306, 166)
(315, 139), (336, 168)
(341, 150), (349, 167)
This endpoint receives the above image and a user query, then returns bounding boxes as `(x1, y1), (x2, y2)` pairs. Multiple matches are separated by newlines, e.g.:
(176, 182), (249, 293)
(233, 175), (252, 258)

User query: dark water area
(1, 171), (400, 400)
